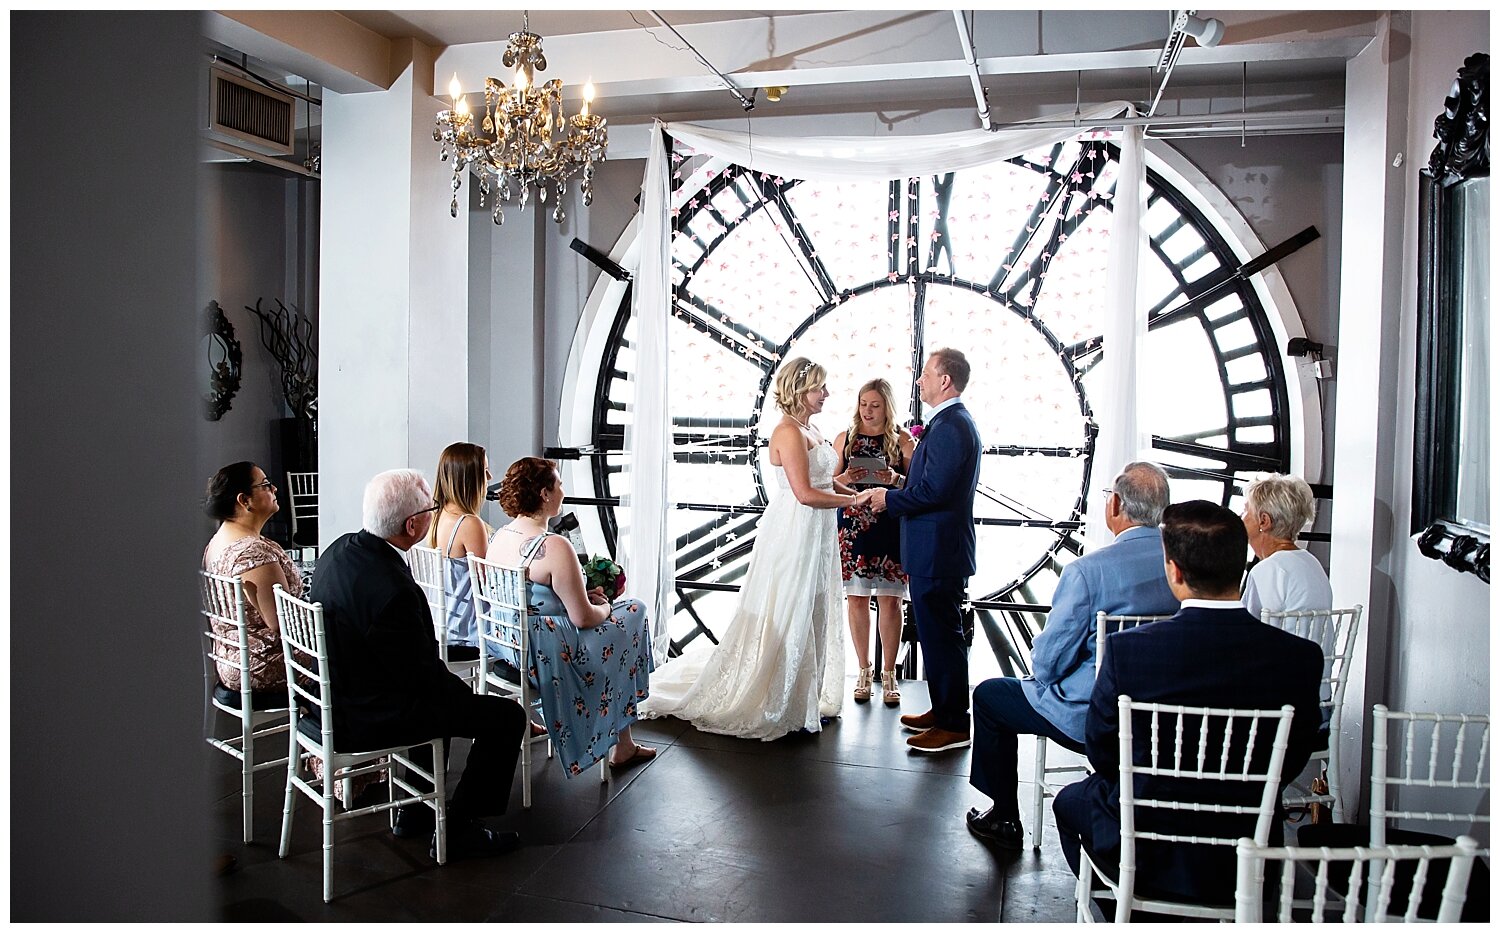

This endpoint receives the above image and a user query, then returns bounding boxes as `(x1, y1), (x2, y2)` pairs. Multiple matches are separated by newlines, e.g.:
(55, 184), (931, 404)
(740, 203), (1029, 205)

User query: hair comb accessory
(797, 362), (814, 378)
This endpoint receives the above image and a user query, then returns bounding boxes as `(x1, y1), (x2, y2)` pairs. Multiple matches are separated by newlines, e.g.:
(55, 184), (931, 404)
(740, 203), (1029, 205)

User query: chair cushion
(296, 713), (333, 745)
(487, 657), (526, 686)
(213, 682), (288, 712)
(1296, 822), (1489, 921)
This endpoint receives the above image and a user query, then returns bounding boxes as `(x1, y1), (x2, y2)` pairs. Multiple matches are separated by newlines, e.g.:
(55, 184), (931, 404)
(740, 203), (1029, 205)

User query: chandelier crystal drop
(433, 12), (607, 226)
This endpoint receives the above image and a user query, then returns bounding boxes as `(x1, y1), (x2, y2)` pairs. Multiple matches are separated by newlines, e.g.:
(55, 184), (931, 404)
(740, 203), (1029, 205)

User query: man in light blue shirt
(965, 461), (1178, 849)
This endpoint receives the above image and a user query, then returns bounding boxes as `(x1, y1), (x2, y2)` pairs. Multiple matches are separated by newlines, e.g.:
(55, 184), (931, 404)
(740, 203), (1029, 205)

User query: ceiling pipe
(986, 106), (1342, 133)
(952, 10), (992, 130)
(648, 10), (756, 111)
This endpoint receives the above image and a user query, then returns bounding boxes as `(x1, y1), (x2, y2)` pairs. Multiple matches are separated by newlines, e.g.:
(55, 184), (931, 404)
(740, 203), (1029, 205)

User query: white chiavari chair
(1026, 612), (1172, 850)
(408, 543), (480, 686)
(1260, 605), (1363, 821)
(200, 570), (292, 844)
(1234, 835), (1478, 922)
(1075, 697), (1296, 922)
(469, 554), (583, 810)
(273, 585), (449, 903)
(285, 471), (318, 551)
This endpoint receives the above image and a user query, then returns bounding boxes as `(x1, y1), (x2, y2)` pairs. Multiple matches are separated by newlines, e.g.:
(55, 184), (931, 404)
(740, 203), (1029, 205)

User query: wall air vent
(209, 66), (295, 156)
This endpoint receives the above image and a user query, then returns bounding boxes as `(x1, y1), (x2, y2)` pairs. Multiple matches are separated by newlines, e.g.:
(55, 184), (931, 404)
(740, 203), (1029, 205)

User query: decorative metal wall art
(244, 297), (318, 423)
(203, 300), (242, 421)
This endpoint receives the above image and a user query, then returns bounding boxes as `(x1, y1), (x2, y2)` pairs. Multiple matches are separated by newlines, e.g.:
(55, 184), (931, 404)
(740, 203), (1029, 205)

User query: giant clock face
(581, 139), (1298, 676)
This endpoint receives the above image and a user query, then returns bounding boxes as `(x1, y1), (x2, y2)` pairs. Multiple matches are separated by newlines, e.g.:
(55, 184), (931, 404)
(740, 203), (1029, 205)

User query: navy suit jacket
(308, 530), (473, 750)
(884, 401), (981, 578)
(1071, 605), (1324, 904)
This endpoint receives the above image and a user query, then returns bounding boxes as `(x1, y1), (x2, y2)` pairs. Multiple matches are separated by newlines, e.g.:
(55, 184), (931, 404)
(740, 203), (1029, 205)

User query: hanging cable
(648, 10), (756, 111)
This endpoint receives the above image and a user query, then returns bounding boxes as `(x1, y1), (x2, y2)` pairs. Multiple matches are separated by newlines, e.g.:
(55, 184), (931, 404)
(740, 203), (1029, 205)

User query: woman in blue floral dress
(487, 457), (655, 775)
(833, 379), (916, 707)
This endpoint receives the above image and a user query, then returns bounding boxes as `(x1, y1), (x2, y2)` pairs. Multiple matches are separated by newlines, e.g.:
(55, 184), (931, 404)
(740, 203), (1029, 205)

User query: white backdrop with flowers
(626, 104), (1148, 662)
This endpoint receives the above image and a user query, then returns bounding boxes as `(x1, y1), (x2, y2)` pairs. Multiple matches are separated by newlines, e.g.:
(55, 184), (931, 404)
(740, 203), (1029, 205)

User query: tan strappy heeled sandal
(880, 670), (902, 707)
(853, 666), (874, 703)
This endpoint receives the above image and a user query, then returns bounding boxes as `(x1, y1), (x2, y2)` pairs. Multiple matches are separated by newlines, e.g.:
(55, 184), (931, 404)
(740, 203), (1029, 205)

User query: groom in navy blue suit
(866, 348), (982, 753)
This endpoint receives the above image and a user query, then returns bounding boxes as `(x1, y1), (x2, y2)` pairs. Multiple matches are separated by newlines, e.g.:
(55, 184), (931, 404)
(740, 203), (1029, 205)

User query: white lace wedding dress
(640, 442), (845, 740)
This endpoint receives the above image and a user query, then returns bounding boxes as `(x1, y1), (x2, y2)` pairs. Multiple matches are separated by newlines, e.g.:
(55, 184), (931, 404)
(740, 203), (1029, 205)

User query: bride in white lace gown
(641, 358), (860, 740)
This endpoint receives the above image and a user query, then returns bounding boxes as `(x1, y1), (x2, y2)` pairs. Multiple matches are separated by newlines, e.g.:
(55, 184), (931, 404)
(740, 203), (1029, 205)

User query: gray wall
(13, 11), (210, 919)
(198, 165), (319, 539)
(1172, 131), (1344, 556)
(468, 156), (642, 526)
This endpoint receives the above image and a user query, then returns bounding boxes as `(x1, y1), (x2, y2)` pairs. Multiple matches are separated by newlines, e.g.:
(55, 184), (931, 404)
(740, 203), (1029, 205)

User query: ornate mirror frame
(203, 300), (243, 421)
(1412, 52), (1489, 582)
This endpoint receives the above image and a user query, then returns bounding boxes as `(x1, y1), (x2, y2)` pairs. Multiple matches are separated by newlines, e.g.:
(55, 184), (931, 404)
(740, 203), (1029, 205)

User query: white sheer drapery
(1085, 124), (1149, 547)
(625, 103), (1145, 658)
(624, 121), (675, 664)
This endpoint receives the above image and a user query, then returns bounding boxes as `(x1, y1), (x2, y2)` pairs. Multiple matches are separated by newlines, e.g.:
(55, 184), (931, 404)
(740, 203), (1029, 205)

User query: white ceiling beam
(436, 35), (1371, 111)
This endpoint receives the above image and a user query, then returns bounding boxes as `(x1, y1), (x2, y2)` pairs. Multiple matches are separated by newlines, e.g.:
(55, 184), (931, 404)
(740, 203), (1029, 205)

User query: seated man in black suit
(308, 468), (528, 858)
(1053, 500), (1323, 908)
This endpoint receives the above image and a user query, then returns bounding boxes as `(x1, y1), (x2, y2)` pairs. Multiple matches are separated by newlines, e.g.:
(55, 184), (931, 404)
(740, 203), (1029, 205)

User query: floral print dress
(203, 535), (302, 690)
(837, 434), (909, 597)
(510, 534), (654, 777)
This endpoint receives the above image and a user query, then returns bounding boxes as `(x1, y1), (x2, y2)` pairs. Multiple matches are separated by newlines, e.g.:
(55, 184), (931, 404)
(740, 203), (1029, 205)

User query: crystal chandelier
(433, 12), (607, 226)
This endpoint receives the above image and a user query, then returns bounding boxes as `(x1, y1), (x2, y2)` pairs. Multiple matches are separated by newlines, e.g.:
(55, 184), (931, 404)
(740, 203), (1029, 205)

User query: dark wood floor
(211, 679), (1083, 922)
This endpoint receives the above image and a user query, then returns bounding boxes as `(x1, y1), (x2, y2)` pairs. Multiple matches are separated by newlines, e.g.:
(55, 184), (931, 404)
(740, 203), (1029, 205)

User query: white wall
(1385, 12), (1491, 720)
(320, 39), (467, 543)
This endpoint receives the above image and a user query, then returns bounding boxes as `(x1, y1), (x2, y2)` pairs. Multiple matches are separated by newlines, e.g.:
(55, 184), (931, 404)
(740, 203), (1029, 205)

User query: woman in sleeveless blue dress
(426, 442), (492, 659)
(490, 457), (655, 775)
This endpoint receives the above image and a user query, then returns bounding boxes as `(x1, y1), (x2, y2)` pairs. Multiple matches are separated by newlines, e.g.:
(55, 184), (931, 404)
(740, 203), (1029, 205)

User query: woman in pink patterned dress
(202, 461), (302, 691)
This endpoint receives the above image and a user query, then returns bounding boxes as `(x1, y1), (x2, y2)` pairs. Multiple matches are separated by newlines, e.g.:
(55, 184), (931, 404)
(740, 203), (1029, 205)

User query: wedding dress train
(640, 442), (845, 740)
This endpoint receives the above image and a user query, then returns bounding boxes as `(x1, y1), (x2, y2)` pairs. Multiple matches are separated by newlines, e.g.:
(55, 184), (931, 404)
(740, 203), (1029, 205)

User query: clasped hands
(587, 586), (609, 605)
(851, 487), (889, 512)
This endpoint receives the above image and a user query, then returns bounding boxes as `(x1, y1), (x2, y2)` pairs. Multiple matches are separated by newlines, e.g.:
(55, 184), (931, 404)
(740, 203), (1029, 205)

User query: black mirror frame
(1412, 52), (1489, 583)
(203, 299), (243, 421)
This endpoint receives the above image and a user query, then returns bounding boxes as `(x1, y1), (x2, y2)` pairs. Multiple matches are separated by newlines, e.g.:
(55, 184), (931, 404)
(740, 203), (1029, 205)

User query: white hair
(1245, 473), (1317, 541)
(362, 469), (432, 539)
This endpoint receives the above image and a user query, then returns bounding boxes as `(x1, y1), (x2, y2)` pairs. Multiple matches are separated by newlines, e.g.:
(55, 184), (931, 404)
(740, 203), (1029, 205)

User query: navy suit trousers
(970, 677), (1084, 821)
(908, 573), (970, 732)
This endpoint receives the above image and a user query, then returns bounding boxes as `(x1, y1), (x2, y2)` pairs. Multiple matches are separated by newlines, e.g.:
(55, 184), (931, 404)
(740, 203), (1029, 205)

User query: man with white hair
(309, 469), (528, 859)
(965, 461), (1178, 850)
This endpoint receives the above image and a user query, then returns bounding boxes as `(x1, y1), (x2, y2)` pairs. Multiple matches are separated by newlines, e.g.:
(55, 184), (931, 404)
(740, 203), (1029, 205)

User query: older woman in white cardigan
(1239, 473), (1333, 618)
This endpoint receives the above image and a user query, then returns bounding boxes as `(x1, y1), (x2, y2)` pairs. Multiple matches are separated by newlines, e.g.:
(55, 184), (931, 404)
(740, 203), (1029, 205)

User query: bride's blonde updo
(773, 357), (826, 417)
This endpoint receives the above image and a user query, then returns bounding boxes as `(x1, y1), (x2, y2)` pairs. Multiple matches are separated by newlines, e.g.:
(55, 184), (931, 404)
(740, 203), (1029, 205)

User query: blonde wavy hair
(844, 378), (904, 466)
(773, 357), (826, 417)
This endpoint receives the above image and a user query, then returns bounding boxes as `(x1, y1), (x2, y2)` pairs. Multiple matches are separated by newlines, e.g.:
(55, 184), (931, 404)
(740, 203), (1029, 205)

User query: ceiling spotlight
(1180, 12), (1225, 48)
(764, 85), (788, 103)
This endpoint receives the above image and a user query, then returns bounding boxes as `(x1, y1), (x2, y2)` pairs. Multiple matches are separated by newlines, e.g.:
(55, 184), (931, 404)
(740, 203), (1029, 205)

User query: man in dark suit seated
(308, 468), (528, 859)
(966, 461), (1178, 849)
(1053, 500), (1323, 908)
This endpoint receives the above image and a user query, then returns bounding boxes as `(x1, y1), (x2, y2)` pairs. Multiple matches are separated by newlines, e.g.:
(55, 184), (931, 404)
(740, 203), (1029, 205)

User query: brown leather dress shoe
(906, 726), (971, 753)
(900, 710), (938, 733)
